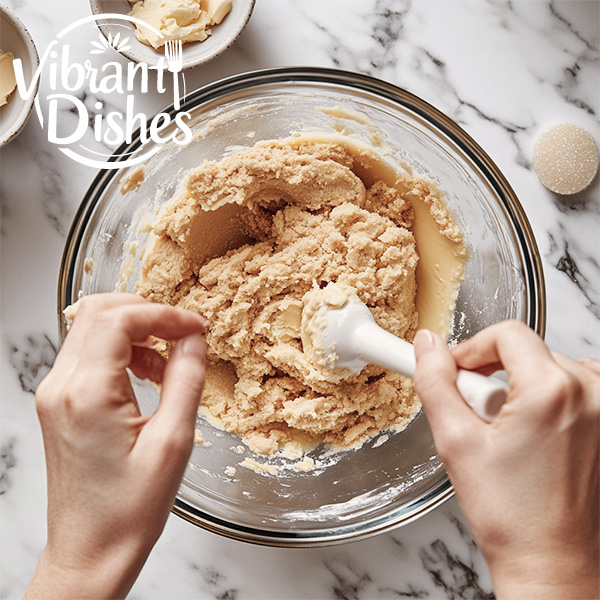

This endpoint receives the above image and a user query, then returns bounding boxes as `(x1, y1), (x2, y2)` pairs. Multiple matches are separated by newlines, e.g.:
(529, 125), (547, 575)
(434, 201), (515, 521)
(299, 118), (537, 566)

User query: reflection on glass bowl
(59, 68), (545, 547)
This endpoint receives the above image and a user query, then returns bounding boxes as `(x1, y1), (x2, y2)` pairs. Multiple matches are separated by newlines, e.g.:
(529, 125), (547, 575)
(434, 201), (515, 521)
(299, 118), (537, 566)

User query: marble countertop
(1, 1), (598, 598)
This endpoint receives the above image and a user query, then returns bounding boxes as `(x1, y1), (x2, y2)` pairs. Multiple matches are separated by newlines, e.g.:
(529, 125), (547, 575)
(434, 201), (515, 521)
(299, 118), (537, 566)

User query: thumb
(149, 333), (207, 442)
(414, 330), (479, 435)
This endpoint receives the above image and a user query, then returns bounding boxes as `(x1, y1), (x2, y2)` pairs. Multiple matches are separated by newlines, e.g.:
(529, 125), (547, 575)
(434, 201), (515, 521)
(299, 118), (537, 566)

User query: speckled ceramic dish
(0, 5), (39, 147)
(59, 68), (546, 547)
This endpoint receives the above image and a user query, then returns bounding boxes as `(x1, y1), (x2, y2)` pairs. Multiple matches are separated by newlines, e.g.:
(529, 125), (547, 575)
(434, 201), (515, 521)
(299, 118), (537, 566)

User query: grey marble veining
(7, 333), (57, 395)
(0, 1), (598, 599)
(0, 440), (18, 497)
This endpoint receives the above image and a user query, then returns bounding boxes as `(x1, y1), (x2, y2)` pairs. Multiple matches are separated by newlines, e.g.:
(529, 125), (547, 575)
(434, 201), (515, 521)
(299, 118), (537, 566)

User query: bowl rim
(172, 479), (455, 548)
(0, 3), (40, 147)
(58, 66), (547, 546)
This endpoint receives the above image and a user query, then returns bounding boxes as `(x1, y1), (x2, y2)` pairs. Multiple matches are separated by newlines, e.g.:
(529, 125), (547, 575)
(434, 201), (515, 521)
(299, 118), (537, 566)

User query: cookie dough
(136, 136), (467, 454)
(120, 166), (145, 195)
(300, 281), (370, 382)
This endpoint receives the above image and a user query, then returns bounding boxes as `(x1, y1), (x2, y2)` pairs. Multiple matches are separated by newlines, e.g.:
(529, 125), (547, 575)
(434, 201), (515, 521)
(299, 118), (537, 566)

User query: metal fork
(164, 40), (183, 110)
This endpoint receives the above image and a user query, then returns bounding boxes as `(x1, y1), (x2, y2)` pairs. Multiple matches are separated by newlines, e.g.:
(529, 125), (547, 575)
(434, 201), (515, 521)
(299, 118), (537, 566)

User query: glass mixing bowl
(59, 67), (545, 547)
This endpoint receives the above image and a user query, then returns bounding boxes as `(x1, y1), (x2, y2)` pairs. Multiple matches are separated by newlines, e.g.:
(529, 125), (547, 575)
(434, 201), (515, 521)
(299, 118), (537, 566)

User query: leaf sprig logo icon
(90, 32), (131, 55)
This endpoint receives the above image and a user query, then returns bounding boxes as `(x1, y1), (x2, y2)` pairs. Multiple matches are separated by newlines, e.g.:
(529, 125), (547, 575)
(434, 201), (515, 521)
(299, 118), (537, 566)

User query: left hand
(25, 293), (208, 600)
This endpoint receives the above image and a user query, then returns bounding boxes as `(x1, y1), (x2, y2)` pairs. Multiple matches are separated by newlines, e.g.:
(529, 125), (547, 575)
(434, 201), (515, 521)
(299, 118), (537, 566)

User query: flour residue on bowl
(135, 134), (467, 456)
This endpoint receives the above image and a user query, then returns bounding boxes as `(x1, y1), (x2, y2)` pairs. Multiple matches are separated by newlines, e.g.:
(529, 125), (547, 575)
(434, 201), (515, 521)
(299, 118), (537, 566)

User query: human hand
(25, 294), (208, 600)
(414, 321), (599, 600)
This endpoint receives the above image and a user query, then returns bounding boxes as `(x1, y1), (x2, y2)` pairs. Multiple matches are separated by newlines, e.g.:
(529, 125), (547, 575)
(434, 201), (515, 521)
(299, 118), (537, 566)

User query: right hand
(413, 321), (599, 599)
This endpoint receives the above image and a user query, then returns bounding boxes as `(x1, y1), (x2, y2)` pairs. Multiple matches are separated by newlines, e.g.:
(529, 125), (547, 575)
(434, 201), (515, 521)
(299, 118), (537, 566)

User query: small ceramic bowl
(89, 0), (255, 70)
(0, 5), (39, 147)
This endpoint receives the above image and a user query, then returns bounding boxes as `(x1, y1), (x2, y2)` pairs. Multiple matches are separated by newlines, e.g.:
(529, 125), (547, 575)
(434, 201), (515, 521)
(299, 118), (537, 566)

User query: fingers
(451, 322), (599, 424)
(59, 294), (147, 356)
(414, 330), (482, 437)
(143, 333), (207, 449)
(62, 294), (208, 370)
(451, 321), (552, 383)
